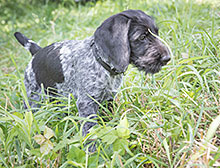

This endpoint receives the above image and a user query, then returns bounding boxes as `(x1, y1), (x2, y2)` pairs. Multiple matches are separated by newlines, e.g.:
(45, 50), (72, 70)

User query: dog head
(94, 9), (170, 74)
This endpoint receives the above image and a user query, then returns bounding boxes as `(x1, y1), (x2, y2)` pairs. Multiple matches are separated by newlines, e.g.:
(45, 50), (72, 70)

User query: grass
(0, 0), (220, 167)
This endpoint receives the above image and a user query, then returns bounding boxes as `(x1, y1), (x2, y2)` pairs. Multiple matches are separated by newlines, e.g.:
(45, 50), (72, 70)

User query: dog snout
(156, 39), (171, 64)
(160, 55), (170, 63)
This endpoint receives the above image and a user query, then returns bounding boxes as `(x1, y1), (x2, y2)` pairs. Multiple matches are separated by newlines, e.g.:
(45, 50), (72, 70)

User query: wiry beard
(130, 45), (165, 74)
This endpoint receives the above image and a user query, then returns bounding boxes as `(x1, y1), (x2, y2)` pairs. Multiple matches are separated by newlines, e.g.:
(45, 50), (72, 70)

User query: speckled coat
(24, 36), (123, 134)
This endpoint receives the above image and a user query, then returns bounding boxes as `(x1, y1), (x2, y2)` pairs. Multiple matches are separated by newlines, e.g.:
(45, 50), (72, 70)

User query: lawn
(0, 0), (220, 167)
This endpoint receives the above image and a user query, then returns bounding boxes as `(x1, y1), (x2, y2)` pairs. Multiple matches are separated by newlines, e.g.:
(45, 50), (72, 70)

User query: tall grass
(0, 0), (219, 167)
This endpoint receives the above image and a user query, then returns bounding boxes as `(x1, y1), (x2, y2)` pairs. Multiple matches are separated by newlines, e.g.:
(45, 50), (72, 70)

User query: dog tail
(14, 32), (42, 56)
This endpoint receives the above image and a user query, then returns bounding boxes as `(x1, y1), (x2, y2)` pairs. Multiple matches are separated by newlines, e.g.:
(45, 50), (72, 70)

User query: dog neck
(90, 39), (122, 76)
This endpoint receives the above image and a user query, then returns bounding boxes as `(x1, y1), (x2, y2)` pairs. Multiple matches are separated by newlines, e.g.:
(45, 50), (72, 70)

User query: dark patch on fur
(32, 43), (65, 89)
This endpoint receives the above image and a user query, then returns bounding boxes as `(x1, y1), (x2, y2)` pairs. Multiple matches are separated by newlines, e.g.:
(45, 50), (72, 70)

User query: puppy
(14, 9), (170, 137)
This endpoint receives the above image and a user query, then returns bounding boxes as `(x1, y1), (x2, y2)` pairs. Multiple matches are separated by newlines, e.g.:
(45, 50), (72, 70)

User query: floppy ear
(94, 14), (131, 74)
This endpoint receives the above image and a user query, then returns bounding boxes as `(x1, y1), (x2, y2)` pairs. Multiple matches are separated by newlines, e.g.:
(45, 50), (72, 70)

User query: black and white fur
(14, 10), (170, 138)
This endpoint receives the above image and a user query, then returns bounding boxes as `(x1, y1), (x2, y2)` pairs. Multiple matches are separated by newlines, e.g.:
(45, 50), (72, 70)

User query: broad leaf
(113, 138), (128, 155)
(13, 112), (23, 119)
(40, 139), (54, 155)
(117, 115), (130, 139)
(44, 126), (54, 140)
(67, 146), (86, 163)
(88, 155), (98, 168)
(102, 130), (118, 145)
(96, 126), (112, 137)
(96, 126), (118, 144)
(33, 134), (45, 145)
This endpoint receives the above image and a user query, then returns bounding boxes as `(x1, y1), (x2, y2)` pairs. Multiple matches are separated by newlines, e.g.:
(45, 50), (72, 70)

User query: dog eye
(139, 34), (147, 41)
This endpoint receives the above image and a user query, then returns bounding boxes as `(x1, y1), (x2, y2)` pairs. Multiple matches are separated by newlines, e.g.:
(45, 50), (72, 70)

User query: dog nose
(161, 55), (170, 63)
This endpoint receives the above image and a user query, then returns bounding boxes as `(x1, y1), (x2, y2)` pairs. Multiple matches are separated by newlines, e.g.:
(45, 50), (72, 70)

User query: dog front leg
(76, 97), (99, 136)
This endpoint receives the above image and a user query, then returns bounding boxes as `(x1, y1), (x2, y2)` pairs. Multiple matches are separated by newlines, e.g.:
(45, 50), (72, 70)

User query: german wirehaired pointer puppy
(14, 10), (170, 137)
